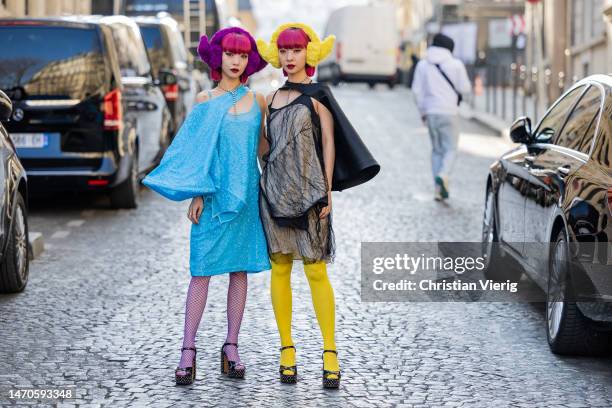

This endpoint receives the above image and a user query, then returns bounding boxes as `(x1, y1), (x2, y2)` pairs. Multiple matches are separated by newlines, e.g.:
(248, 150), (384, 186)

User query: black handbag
(434, 63), (463, 106)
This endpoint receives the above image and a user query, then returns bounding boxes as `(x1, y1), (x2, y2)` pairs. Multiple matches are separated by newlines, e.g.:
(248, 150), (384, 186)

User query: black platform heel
(175, 346), (197, 385)
(220, 342), (245, 379)
(322, 349), (341, 389)
(279, 345), (297, 384)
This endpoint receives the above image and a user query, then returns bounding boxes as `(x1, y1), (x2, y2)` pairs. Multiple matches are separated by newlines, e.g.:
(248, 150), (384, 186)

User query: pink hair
(276, 27), (315, 77)
(211, 33), (253, 83)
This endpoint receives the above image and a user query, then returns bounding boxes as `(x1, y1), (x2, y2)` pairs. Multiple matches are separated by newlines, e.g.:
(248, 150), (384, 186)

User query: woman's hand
(188, 196), (204, 224)
(319, 191), (332, 219)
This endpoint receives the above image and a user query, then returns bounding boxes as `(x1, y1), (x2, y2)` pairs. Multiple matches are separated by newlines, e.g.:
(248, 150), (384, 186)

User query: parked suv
(131, 13), (201, 133)
(0, 18), (140, 208)
(70, 15), (173, 205)
(0, 90), (30, 293)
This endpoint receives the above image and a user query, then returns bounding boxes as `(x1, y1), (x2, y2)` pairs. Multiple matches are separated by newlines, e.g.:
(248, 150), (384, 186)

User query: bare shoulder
(265, 91), (275, 105)
(255, 91), (267, 109)
(196, 90), (210, 103)
(312, 98), (331, 117)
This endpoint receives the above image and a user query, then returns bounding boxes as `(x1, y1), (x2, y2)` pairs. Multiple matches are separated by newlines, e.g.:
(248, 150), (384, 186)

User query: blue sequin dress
(143, 87), (271, 276)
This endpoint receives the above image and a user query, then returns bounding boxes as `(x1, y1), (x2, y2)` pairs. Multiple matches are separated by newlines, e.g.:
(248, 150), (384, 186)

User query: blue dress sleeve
(142, 86), (250, 223)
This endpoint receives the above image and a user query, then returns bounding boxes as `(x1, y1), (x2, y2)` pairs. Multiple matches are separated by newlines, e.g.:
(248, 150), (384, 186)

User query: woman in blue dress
(142, 27), (269, 385)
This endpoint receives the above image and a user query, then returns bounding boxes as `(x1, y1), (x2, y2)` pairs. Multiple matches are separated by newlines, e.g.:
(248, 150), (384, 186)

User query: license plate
(11, 133), (50, 148)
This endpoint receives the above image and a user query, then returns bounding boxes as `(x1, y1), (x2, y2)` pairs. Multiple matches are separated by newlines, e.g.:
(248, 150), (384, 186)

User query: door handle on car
(557, 165), (571, 176)
(524, 155), (536, 166)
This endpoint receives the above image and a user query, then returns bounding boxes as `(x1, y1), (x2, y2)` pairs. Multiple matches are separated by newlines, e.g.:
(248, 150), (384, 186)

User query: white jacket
(412, 46), (472, 116)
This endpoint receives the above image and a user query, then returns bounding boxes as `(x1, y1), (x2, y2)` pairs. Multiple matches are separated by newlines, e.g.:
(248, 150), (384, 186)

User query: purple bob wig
(198, 27), (267, 83)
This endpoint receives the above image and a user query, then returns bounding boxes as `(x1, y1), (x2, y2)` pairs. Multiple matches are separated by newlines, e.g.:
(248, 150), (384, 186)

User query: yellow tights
(270, 252), (339, 379)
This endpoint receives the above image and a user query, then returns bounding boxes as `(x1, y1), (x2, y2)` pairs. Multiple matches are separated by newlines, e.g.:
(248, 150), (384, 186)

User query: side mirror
(0, 90), (12, 121)
(159, 69), (177, 86)
(510, 116), (532, 144)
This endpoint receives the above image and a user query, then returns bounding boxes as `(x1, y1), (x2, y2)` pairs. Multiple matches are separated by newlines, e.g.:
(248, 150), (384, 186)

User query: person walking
(142, 27), (269, 385)
(412, 33), (471, 201)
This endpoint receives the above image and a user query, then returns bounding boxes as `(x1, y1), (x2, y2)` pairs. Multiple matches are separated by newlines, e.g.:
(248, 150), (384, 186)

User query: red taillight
(88, 179), (109, 186)
(163, 84), (179, 101)
(336, 42), (342, 61)
(607, 187), (612, 215)
(103, 88), (122, 131)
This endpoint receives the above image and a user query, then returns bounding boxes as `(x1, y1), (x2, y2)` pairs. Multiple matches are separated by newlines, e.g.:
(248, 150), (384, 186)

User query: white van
(317, 4), (399, 88)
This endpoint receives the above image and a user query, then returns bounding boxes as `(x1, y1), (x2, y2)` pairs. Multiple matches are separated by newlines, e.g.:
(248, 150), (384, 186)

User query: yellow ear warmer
(256, 22), (335, 69)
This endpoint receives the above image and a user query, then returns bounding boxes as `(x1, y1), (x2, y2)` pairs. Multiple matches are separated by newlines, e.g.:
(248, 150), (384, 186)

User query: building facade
(0, 0), (91, 17)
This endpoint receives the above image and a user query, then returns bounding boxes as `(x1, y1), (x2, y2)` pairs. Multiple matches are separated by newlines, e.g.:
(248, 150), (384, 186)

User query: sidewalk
(459, 103), (511, 141)
(460, 86), (551, 142)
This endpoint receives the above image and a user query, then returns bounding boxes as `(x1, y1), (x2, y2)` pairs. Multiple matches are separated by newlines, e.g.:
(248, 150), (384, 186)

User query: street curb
(459, 106), (512, 143)
(28, 232), (44, 260)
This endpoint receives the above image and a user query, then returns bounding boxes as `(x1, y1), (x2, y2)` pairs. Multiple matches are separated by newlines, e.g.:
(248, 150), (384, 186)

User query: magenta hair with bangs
(277, 27), (315, 77)
(209, 33), (252, 82)
(198, 27), (267, 83)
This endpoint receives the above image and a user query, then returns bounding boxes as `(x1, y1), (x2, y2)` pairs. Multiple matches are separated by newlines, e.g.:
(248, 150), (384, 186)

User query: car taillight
(88, 179), (109, 186)
(336, 42), (342, 61)
(607, 187), (612, 215)
(163, 84), (179, 101)
(103, 89), (122, 131)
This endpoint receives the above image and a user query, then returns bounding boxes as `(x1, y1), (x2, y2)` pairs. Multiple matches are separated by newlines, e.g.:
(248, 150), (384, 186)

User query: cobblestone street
(1, 84), (611, 407)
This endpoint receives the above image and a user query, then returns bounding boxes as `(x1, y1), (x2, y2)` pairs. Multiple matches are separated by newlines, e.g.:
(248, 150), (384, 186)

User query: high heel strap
(322, 349), (337, 355)
(280, 345), (295, 352)
(222, 342), (238, 351)
(181, 346), (197, 354)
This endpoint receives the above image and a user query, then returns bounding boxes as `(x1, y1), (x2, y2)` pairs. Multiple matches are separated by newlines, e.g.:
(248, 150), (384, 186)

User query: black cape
(279, 81), (380, 191)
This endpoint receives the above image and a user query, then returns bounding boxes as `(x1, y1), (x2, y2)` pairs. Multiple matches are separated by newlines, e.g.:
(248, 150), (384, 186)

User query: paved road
(1, 84), (611, 407)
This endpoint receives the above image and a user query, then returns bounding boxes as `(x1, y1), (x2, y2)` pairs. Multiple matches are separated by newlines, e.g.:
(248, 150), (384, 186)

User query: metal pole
(511, 63), (517, 120)
(501, 65), (507, 121)
(520, 65), (527, 117)
(486, 65), (491, 113)
(532, 67), (538, 120)
(493, 66), (497, 116)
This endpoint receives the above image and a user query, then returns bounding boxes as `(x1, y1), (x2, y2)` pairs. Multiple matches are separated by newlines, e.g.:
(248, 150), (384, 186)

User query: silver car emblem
(12, 108), (24, 121)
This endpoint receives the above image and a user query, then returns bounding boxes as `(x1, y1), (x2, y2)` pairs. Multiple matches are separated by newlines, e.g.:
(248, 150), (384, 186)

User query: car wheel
(368, 82), (376, 89)
(110, 147), (140, 209)
(0, 192), (29, 293)
(546, 229), (610, 355)
(482, 187), (520, 281)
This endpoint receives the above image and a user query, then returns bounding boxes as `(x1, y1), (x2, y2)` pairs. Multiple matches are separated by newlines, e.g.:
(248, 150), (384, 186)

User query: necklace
(217, 83), (242, 114)
(286, 76), (312, 105)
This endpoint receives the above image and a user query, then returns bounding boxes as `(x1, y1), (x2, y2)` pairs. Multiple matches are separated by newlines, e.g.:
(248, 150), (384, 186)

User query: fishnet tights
(176, 272), (248, 375)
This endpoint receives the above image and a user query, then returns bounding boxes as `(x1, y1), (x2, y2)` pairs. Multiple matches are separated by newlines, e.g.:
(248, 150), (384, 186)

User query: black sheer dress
(259, 89), (335, 263)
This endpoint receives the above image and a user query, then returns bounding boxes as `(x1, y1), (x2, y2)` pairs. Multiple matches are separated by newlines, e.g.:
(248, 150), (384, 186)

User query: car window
(109, 22), (151, 77)
(534, 85), (585, 143)
(554, 85), (602, 154)
(0, 26), (106, 99)
(139, 25), (171, 76)
(590, 90), (612, 168)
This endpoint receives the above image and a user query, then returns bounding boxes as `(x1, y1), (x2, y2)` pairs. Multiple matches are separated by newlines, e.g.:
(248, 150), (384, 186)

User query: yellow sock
(303, 260), (339, 379)
(270, 252), (296, 375)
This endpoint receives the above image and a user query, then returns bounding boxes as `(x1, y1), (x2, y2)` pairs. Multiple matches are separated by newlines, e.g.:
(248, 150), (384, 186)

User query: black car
(69, 15), (173, 201)
(0, 90), (30, 293)
(482, 74), (612, 355)
(131, 13), (201, 134)
(0, 18), (140, 208)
